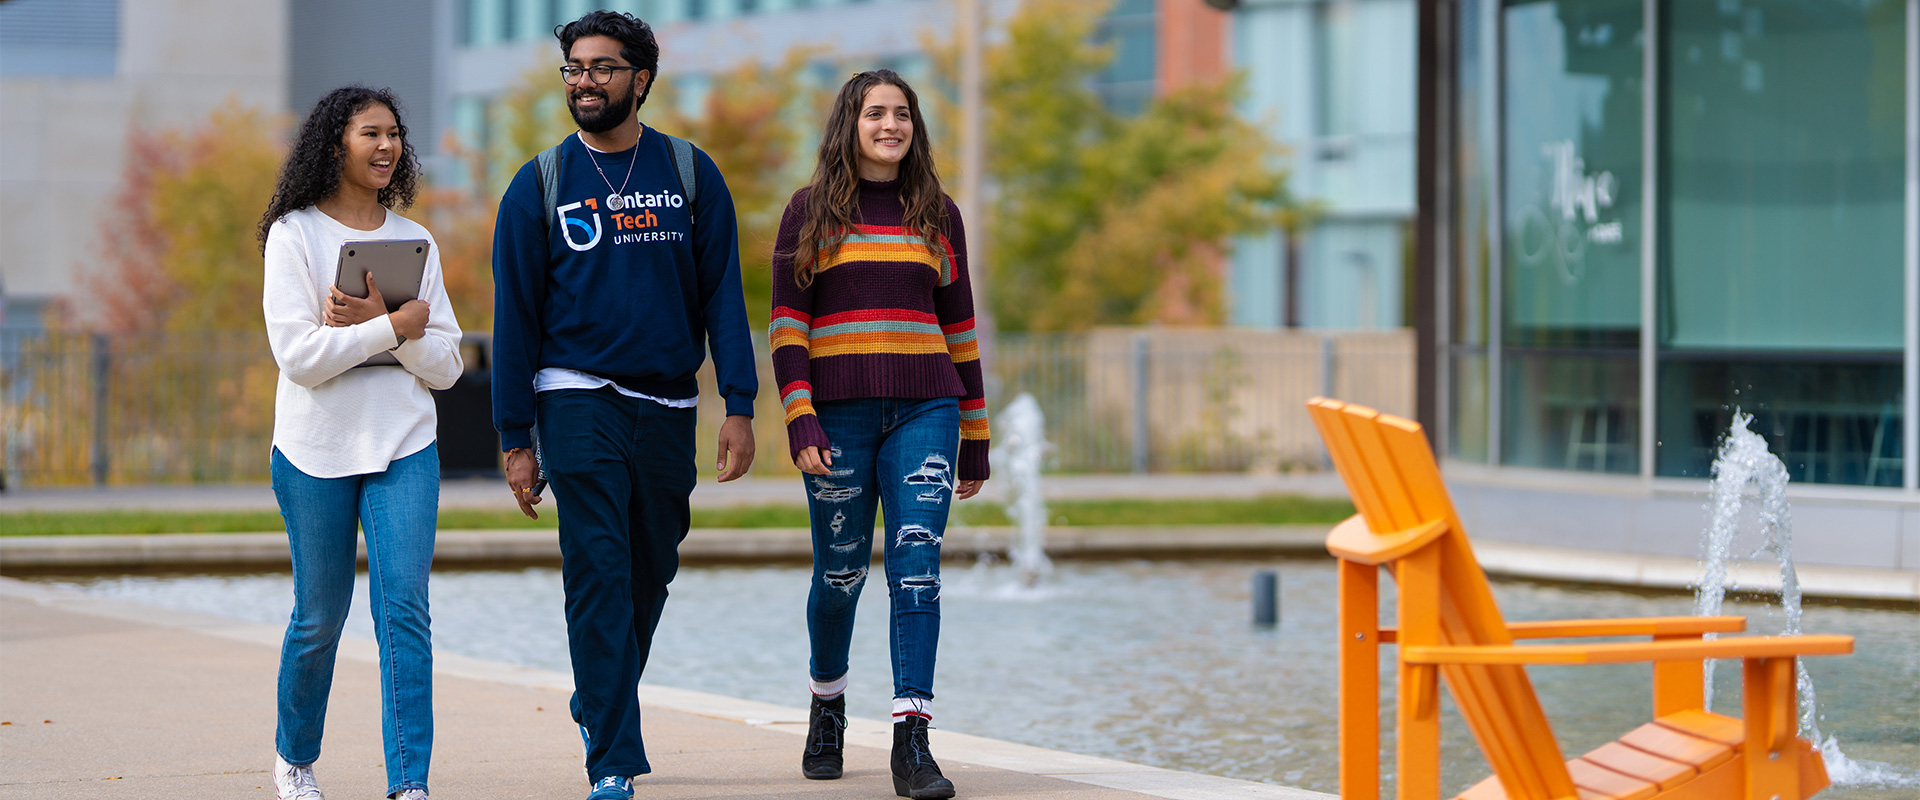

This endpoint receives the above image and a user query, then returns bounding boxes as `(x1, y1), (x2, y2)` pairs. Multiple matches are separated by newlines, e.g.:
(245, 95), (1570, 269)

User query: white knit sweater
(263, 207), (464, 479)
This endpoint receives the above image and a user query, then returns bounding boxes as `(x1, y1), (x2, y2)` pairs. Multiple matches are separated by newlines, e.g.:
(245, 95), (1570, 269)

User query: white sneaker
(390, 790), (429, 800)
(273, 754), (325, 799)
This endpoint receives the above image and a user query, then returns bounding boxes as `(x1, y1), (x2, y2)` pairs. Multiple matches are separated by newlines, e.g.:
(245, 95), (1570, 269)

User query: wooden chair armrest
(1375, 616), (1746, 644)
(1402, 635), (1854, 666)
(1325, 513), (1448, 566)
(1504, 616), (1749, 639)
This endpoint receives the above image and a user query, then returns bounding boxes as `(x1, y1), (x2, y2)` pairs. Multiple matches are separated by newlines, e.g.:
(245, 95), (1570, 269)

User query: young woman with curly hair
(257, 85), (463, 800)
(770, 69), (990, 800)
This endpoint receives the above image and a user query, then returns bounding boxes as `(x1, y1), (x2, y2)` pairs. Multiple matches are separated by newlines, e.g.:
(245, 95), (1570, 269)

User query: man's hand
(505, 448), (542, 519)
(715, 415), (755, 482)
(955, 479), (984, 500)
(794, 445), (833, 475)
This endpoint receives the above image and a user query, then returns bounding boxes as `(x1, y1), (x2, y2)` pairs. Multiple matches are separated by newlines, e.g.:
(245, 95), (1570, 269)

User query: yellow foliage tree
(648, 50), (823, 335)
(929, 0), (1296, 330)
(90, 102), (284, 332)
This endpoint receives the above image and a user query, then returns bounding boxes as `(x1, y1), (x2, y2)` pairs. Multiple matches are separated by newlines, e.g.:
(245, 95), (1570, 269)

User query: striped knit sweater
(769, 179), (990, 481)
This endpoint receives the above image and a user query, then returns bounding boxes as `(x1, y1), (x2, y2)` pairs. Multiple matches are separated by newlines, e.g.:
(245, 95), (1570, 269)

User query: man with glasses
(489, 10), (757, 800)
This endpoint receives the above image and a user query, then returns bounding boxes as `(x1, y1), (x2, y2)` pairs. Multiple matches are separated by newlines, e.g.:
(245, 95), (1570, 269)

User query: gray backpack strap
(663, 133), (697, 208)
(536, 144), (562, 231)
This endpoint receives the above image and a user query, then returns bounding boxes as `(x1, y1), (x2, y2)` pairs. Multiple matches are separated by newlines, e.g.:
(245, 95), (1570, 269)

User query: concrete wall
(288, 0), (444, 163)
(1446, 463), (1920, 572)
(0, 0), (287, 326)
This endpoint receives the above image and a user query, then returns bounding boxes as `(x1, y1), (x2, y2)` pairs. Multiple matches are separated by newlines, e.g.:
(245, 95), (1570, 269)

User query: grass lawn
(0, 495), (1353, 537)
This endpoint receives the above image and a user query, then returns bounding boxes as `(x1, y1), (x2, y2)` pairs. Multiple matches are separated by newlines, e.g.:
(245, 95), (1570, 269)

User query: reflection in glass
(1450, 0), (1494, 462)
(1451, 351), (1491, 462)
(1455, 0), (1492, 347)
(1504, 352), (1639, 473)
(1657, 359), (1903, 486)
(1658, 0), (1905, 485)
(1501, 0), (1642, 472)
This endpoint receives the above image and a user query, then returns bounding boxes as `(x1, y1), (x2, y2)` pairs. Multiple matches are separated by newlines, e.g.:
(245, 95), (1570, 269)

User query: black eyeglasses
(560, 65), (643, 85)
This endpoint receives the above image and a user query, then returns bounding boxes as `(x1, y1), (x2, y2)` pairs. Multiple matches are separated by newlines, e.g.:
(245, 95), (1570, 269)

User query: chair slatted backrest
(1309, 398), (1577, 800)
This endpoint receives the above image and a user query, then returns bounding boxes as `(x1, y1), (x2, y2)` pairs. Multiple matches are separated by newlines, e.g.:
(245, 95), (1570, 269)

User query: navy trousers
(537, 387), (697, 782)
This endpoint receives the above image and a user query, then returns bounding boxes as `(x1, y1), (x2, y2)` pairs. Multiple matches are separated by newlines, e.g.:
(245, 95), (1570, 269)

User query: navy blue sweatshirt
(491, 128), (758, 452)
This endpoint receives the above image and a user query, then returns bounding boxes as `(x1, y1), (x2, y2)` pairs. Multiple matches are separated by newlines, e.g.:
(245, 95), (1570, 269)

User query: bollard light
(1252, 570), (1278, 627)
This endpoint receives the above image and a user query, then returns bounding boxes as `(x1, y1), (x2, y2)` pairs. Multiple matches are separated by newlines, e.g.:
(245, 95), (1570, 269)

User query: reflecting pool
(38, 560), (1918, 798)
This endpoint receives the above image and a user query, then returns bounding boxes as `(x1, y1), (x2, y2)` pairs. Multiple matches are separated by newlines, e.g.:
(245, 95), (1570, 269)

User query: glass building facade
(1443, 0), (1915, 490)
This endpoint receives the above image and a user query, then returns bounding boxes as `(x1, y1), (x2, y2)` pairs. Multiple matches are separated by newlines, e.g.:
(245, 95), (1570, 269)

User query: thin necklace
(579, 130), (640, 197)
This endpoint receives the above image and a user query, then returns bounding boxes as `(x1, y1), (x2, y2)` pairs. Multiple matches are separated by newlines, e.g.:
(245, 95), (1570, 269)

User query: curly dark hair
(556, 10), (660, 108)
(257, 86), (420, 251)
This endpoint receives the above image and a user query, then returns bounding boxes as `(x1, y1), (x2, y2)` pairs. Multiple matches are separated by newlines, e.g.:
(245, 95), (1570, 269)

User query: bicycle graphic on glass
(1517, 140), (1624, 286)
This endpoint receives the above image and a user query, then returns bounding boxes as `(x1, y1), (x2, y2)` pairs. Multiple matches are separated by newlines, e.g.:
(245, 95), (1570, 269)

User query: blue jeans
(272, 443), (438, 797)
(537, 387), (698, 782)
(803, 396), (959, 701)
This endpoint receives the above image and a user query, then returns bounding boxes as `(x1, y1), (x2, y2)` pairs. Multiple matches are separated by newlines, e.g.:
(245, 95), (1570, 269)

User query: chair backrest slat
(1338, 404), (1424, 531)
(1307, 399), (1396, 530)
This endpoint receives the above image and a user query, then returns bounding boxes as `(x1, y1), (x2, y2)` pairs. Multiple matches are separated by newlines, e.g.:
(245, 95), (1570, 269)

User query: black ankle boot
(891, 716), (956, 799)
(801, 695), (845, 779)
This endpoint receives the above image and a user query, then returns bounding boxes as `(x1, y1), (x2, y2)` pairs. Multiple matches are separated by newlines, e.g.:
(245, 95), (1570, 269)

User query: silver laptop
(334, 239), (429, 368)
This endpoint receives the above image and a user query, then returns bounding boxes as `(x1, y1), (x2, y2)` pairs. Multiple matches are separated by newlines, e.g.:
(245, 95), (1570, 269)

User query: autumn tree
(89, 102), (284, 332)
(52, 101), (290, 483)
(929, 0), (1295, 331)
(648, 51), (822, 335)
(412, 138), (503, 331)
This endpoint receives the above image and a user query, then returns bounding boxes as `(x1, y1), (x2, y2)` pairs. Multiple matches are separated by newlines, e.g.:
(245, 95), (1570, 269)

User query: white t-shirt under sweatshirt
(263, 206), (464, 479)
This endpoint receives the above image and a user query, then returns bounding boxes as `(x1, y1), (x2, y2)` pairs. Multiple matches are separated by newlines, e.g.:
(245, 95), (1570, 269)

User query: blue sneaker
(586, 776), (632, 800)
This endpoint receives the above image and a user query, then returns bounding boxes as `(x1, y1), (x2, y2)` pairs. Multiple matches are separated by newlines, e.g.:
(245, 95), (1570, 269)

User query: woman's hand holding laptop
(324, 272), (429, 342)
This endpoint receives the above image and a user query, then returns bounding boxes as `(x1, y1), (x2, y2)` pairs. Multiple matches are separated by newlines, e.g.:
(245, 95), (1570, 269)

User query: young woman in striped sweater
(770, 70), (990, 800)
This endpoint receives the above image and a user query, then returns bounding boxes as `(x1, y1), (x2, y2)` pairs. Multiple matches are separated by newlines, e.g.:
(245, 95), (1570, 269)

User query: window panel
(1656, 0), (1907, 485)
(1661, 0), (1905, 351)
(1499, 0), (1644, 473)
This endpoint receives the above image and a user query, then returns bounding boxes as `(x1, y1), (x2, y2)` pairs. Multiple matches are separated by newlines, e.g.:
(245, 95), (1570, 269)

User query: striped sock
(809, 673), (848, 700)
(892, 696), (931, 723)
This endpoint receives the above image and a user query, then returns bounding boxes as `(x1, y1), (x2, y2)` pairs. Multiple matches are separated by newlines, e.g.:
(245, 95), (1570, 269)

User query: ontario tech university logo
(556, 189), (687, 252)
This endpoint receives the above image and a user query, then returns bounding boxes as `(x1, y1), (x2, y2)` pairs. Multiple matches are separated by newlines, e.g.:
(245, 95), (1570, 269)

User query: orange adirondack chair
(1305, 398), (1854, 800)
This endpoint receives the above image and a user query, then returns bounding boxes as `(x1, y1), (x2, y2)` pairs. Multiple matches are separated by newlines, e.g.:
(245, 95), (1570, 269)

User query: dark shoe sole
(893, 775), (956, 799)
(803, 763), (843, 780)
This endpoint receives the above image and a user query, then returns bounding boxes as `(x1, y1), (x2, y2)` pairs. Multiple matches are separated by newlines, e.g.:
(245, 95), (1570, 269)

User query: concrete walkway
(0, 576), (1332, 800)
(0, 473), (1350, 513)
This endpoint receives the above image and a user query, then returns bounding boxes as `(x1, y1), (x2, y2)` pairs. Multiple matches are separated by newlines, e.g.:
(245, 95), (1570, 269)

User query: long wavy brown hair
(788, 70), (949, 289)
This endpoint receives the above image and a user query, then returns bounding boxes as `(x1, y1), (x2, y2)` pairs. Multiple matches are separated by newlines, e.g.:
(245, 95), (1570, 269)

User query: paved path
(0, 577), (1332, 800)
(0, 473), (1349, 513)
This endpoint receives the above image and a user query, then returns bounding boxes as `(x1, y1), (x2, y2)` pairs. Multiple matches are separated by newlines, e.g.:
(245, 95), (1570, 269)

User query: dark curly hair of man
(557, 10), (660, 108)
(258, 86), (420, 251)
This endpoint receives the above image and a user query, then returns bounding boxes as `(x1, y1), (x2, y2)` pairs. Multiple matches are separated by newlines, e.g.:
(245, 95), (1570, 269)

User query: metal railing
(2, 329), (278, 487)
(990, 329), (1414, 473)
(1, 327), (1413, 487)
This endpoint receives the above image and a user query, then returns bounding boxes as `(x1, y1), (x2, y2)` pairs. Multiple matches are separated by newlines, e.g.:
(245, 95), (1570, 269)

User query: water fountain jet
(991, 393), (1053, 588)
(1696, 410), (1915, 788)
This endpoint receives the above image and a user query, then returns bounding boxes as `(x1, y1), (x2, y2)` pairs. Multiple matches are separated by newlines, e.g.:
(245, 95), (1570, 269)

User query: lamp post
(957, 0), (995, 377)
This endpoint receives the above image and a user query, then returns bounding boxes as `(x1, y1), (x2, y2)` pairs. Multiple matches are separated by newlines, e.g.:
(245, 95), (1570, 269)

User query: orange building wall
(1156, 0), (1232, 93)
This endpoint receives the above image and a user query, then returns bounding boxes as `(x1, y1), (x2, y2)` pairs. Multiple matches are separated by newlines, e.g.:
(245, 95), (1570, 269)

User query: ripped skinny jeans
(802, 396), (959, 701)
